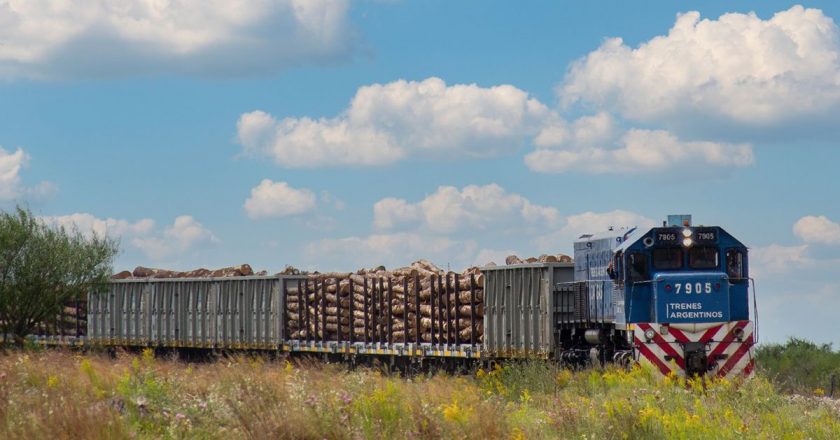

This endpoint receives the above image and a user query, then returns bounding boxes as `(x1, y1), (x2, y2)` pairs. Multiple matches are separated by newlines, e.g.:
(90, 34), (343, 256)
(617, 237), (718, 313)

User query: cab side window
(627, 252), (649, 282)
(726, 249), (745, 282)
(615, 253), (623, 282)
(609, 252), (623, 282)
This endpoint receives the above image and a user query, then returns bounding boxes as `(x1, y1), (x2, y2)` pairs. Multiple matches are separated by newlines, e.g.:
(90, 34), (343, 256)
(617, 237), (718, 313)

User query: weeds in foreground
(0, 351), (838, 439)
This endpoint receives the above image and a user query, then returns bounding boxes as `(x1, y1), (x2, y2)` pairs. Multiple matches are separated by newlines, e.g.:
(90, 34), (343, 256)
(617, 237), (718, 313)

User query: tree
(0, 206), (118, 345)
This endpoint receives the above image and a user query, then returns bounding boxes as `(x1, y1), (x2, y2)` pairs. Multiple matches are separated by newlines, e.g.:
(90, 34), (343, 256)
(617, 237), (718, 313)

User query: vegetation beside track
(1, 348), (838, 439)
(756, 337), (840, 396)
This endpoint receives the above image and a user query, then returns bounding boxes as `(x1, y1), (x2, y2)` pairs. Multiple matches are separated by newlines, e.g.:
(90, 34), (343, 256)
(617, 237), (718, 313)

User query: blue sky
(1, 1), (838, 346)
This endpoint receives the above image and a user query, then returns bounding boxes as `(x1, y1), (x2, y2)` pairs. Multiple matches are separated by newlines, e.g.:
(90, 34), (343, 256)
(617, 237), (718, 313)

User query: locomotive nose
(654, 273), (731, 323)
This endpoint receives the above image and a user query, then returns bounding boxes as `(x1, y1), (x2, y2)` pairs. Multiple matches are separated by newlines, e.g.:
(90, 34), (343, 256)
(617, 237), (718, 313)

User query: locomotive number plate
(656, 229), (680, 244)
(674, 282), (712, 294)
(694, 229), (717, 243)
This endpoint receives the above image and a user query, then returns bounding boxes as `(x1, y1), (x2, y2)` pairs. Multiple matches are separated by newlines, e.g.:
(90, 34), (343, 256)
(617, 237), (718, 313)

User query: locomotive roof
(613, 224), (745, 254)
(613, 227), (645, 253)
(574, 226), (636, 244)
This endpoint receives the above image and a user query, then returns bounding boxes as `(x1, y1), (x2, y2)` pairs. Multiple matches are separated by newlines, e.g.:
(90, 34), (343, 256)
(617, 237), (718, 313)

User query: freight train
(38, 214), (756, 378)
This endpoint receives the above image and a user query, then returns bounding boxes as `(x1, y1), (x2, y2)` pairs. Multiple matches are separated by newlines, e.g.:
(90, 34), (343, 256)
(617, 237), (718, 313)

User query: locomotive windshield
(652, 248), (682, 269)
(689, 246), (719, 269)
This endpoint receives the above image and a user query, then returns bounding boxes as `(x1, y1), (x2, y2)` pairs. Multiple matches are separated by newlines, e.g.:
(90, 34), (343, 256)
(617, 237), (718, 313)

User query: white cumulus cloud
(0, 146), (57, 200)
(373, 183), (560, 233)
(132, 215), (218, 260)
(750, 244), (812, 275)
(0, 0), (355, 79)
(536, 209), (656, 251)
(305, 203), (656, 272)
(0, 147), (29, 200)
(40, 213), (154, 238)
(751, 215), (840, 277)
(236, 77), (551, 167)
(533, 112), (617, 149)
(562, 210), (658, 239)
(244, 179), (317, 219)
(793, 215), (840, 245)
(560, 6), (840, 127)
(526, 124), (754, 174)
(238, 75), (760, 175)
(304, 232), (468, 271)
(38, 212), (216, 261)
(373, 197), (421, 230)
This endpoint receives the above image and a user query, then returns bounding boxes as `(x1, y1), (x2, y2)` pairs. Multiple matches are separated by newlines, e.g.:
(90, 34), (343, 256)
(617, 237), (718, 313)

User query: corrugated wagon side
(481, 263), (574, 359)
(87, 275), (306, 349)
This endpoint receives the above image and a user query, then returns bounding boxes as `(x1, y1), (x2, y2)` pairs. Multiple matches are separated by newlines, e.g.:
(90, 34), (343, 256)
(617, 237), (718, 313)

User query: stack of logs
(34, 299), (87, 337)
(285, 260), (485, 345)
(113, 264), (262, 279)
(500, 254), (573, 265)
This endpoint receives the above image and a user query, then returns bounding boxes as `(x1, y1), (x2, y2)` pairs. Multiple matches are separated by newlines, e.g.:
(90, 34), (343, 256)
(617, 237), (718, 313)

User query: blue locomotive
(565, 214), (756, 377)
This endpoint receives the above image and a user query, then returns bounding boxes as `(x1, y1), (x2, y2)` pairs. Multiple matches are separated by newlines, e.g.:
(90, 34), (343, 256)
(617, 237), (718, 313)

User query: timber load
(285, 254), (571, 346)
(113, 264), (262, 279)
(285, 260), (485, 345)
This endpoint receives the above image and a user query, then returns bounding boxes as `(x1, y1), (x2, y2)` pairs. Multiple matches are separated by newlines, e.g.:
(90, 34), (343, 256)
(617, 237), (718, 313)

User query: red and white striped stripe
(632, 320), (755, 378)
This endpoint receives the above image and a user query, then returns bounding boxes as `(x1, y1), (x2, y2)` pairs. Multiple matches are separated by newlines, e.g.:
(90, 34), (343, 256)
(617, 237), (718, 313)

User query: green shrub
(756, 338), (840, 394)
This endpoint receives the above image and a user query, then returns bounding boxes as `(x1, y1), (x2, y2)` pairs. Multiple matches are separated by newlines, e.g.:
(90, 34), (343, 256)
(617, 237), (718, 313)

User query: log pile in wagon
(125, 264), (255, 279)
(285, 254), (570, 346)
(284, 260), (486, 345)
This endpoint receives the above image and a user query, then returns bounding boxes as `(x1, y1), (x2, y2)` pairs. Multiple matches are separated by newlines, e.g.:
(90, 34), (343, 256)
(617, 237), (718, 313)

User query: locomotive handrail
(749, 277), (759, 344)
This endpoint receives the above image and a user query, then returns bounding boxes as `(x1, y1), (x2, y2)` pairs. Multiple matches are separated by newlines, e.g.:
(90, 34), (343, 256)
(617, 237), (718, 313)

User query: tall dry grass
(0, 349), (838, 439)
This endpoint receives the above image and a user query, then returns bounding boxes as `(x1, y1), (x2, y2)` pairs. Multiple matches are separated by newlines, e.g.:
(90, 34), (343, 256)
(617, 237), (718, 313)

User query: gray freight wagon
(87, 275), (305, 349)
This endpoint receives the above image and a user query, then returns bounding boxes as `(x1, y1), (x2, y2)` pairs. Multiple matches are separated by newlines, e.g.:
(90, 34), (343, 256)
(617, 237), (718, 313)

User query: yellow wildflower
(142, 348), (154, 366)
(638, 406), (657, 423)
(441, 398), (470, 424)
(814, 387), (825, 396)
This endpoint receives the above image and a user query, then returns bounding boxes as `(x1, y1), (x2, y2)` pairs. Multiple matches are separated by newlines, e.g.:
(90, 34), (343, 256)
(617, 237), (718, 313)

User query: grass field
(1, 349), (838, 439)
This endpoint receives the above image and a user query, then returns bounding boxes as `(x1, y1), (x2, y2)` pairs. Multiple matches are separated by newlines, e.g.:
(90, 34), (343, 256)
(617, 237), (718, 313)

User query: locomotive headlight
(682, 238), (693, 247)
(682, 228), (692, 238)
(733, 327), (745, 341)
(644, 328), (656, 341)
